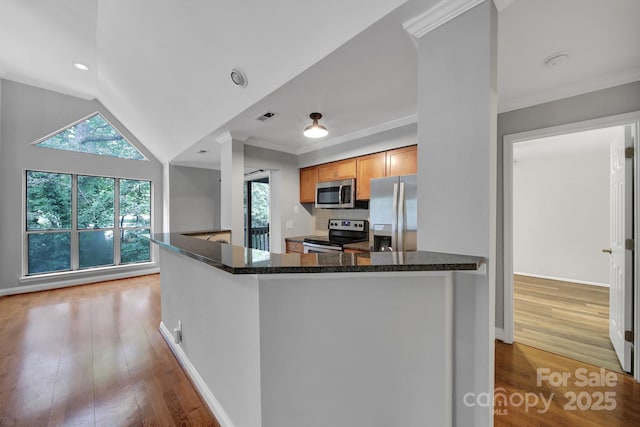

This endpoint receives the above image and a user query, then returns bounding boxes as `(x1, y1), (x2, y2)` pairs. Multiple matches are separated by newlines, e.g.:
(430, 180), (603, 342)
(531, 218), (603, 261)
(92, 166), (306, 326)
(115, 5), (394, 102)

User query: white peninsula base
(159, 246), (458, 427)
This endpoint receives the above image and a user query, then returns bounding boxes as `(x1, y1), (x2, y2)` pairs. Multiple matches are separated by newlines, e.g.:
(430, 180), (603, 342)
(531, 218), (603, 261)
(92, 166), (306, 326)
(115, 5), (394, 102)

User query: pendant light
(303, 112), (328, 138)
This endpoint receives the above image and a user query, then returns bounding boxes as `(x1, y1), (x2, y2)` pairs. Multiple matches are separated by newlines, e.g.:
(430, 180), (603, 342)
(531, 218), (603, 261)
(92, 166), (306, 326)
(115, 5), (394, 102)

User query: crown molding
(403, 0), (485, 39)
(492, 0), (517, 12)
(215, 130), (249, 144)
(295, 113), (418, 155)
(499, 68), (640, 113)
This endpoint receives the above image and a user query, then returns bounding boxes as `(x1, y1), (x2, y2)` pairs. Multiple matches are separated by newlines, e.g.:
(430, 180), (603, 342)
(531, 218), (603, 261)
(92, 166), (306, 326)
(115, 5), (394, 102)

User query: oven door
(303, 242), (344, 254)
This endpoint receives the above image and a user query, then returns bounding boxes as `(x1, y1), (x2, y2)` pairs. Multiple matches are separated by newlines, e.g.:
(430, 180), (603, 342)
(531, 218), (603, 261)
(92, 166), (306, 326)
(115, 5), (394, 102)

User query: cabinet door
(299, 166), (318, 203)
(317, 158), (357, 182)
(286, 240), (304, 254)
(356, 152), (386, 200)
(387, 145), (417, 177)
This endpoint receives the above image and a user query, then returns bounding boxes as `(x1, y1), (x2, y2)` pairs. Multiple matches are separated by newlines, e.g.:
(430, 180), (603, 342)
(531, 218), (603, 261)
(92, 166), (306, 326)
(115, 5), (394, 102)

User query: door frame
(502, 111), (640, 381)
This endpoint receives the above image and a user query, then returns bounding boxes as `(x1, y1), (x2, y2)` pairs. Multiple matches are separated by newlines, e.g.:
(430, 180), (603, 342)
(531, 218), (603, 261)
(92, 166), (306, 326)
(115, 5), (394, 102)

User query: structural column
(405, 1), (497, 425)
(217, 131), (245, 246)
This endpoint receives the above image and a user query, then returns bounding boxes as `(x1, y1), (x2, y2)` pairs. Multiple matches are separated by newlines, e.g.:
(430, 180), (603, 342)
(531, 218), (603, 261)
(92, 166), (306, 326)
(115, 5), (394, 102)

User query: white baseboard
(0, 266), (159, 297)
(514, 272), (609, 288)
(158, 322), (235, 427)
(495, 327), (505, 342)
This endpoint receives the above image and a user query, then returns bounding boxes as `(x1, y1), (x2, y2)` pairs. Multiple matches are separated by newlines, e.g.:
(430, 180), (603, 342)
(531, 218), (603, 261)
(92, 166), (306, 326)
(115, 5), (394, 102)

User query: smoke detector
(544, 52), (570, 68)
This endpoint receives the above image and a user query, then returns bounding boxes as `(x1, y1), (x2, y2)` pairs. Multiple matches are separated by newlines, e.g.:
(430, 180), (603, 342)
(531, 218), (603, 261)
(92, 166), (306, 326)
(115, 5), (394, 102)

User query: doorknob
(602, 248), (612, 254)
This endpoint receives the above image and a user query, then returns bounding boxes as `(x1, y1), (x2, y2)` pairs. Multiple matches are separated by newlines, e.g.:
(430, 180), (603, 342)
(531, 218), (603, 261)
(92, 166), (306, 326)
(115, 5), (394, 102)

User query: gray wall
(169, 165), (220, 232)
(298, 122), (417, 168)
(244, 145), (313, 253)
(0, 79), (163, 289)
(496, 80), (640, 328)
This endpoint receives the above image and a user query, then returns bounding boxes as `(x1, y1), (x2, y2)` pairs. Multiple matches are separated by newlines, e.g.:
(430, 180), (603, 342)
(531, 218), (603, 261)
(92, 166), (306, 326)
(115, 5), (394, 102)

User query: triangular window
(34, 113), (147, 161)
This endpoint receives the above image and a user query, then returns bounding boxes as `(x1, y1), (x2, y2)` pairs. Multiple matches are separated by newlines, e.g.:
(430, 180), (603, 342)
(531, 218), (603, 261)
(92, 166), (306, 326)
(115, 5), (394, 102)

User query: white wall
(0, 79), (163, 289)
(169, 165), (221, 232)
(513, 141), (611, 286)
(244, 145), (312, 252)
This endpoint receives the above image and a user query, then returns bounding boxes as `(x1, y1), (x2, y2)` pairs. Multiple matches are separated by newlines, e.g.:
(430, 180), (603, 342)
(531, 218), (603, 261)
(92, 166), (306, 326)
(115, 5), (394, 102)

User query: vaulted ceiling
(1, 0), (639, 167)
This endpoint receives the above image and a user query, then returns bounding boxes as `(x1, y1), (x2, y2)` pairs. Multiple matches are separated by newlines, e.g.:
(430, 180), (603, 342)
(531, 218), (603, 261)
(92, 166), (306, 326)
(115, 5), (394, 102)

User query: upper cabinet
(299, 145), (417, 203)
(387, 145), (417, 177)
(356, 152), (386, 201)
(317, 158), (357, 182)
(299, 166), (318, 203)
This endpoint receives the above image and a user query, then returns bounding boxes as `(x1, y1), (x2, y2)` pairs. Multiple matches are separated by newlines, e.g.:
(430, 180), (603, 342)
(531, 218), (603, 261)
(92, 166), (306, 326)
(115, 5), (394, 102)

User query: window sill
(9, 262), (159, 296)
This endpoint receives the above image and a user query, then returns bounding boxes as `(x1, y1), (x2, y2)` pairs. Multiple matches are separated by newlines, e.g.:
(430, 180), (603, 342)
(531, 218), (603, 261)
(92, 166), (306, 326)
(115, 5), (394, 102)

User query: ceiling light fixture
(544, 52), (569, 68)
(73, 62), (89, 71)
(303, 112), (328, 138)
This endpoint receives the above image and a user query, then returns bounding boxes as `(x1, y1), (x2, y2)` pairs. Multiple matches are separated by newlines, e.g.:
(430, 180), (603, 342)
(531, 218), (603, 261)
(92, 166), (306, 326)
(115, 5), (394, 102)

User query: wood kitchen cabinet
(386, 145), (417, 177)
(317, 158), (357, 182)
(285, 240), (304, 254)
(356, 152), (386, 200)
(299, 166), (318, 203)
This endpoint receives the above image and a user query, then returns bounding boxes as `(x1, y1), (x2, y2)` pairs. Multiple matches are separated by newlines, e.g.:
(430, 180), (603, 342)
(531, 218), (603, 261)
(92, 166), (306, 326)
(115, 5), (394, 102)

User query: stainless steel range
(303, 219), (368, 253)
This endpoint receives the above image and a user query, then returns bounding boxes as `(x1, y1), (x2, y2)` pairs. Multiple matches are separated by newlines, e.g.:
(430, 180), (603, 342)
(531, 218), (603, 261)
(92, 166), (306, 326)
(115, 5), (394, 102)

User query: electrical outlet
(286, 220), (293, 229)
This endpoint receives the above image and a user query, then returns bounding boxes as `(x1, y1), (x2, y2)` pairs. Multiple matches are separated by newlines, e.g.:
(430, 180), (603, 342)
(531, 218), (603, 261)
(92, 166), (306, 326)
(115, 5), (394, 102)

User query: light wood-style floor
(514, 274), (622, 372)
(3, 274), (640, 426)
(0, 274), (219, 427)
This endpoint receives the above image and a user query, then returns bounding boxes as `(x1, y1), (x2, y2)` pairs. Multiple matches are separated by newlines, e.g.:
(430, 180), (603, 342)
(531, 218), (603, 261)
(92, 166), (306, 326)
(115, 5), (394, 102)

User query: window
(25, 171), (152, 275)
(34, 113), (146, 161)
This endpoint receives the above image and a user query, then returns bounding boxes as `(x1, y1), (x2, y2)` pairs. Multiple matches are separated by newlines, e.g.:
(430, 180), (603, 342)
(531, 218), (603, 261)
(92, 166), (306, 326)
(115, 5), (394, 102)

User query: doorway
(244, 171), (270, 251)
(503, 112), (640, 380)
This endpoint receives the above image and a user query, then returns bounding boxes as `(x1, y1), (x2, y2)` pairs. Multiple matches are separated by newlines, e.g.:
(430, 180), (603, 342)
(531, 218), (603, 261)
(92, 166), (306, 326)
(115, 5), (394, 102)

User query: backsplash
(311, 207), (369, 235)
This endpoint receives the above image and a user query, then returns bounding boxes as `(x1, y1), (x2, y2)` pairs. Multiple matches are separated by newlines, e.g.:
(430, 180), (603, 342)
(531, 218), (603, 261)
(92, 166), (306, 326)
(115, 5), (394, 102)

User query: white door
(608, 125), (634, 373)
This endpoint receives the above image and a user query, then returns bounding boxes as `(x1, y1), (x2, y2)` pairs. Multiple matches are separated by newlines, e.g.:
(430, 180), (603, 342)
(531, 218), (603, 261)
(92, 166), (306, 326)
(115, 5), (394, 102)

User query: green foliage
(36, 114), (146, 160)
(28, 233), (71, 274)
(27, 171), (72, 230)
(78, 176), (115, 228)
(120, 180), (151, 226)
(250, 182), (270, 227)
(121, 229), (151, 264)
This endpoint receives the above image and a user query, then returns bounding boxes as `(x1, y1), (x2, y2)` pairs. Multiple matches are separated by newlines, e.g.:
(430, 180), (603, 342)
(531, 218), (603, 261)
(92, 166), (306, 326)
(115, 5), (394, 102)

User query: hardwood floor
(3, 274), (639, 426)
(514, 274), (622, 372)
(0, 274), (219, 427)
(495, 341), (640, 426)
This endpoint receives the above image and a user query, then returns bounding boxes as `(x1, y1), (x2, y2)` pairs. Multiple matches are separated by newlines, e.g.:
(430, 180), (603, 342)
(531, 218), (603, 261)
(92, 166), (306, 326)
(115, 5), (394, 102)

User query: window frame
(23, 169), (154, 277)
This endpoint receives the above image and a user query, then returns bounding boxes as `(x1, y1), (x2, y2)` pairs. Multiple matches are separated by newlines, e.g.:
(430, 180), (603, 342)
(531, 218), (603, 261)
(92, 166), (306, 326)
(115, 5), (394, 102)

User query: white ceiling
(1, 0), (639, 169)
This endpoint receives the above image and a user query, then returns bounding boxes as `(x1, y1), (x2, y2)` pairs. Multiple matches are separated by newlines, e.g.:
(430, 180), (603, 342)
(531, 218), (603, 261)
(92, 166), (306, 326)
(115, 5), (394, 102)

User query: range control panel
(328, 219), (367, 231)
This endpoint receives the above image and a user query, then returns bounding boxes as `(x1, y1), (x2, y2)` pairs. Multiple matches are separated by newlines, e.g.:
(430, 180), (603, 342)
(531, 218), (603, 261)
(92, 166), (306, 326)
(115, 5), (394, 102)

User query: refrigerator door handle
(398, 181), (405, 251)
(392, 182), (399, 250)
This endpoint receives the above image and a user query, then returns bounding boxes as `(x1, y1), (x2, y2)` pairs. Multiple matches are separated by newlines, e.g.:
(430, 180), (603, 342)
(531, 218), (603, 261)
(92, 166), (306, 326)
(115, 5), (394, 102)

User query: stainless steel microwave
(315, 179), (355, 209)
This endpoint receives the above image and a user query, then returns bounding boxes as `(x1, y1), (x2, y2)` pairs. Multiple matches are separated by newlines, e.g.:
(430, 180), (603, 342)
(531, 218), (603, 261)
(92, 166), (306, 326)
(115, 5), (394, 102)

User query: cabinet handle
(602, 248), (612, 254)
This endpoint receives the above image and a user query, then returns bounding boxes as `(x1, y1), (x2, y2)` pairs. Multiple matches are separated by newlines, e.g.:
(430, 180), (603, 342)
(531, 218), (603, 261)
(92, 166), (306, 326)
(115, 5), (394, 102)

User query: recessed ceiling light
(230, 68), (248, 88)
(73, 62), (89, 71)
(197, 149), (209, 154)
(544, 53), (569, 68)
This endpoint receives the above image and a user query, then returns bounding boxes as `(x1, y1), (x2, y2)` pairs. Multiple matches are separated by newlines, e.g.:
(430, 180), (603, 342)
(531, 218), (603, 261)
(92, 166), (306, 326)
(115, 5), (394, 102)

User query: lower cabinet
(285, 240), (304, 254)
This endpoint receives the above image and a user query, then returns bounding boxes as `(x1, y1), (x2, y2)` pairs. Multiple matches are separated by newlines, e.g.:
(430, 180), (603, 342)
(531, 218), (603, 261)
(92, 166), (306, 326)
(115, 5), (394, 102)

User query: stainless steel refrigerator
(369, 174), (417, 252)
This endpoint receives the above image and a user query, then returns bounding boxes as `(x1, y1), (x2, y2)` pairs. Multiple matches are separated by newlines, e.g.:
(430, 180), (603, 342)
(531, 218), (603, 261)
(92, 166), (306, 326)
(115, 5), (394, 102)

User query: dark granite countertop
(150, 233), (484, 275)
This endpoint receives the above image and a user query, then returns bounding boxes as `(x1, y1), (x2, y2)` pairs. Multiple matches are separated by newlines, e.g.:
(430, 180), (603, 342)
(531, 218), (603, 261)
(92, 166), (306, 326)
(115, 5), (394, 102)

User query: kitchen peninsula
(151, 233), (483, 427)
